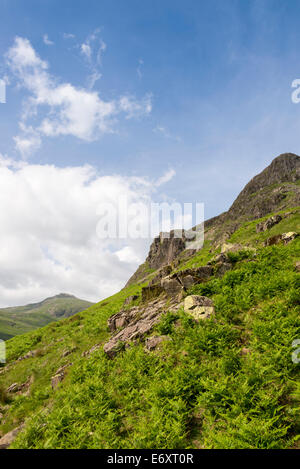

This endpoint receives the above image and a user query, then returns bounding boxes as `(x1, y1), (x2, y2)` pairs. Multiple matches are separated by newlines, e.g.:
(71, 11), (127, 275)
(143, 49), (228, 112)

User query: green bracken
(0, 210), (299, 449)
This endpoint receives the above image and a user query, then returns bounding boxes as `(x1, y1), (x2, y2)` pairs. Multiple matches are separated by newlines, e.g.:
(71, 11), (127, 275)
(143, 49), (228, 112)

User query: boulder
(161, 276), (183, 296)
(184, 295), (215, 320)
(282, 232), (298, 244)
(0, 424), (24, 449)
(295, 261), (300, 272)
(256, 215), (282, 233)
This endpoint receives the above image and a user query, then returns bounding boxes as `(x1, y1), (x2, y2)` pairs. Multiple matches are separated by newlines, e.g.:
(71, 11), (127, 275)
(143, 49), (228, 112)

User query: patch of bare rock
(256, 215), (282, 233)
(0, 424), (24, 449)
(184, 295), (215, 320)
(51, 363), (72, 390)
(103, 257), (228, 358)
(264, 232), (298, 246)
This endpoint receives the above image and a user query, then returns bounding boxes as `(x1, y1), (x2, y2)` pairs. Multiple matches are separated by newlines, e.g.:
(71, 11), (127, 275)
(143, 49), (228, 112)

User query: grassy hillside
(0, 209), (299, 449)
(0, 294), (93, 341)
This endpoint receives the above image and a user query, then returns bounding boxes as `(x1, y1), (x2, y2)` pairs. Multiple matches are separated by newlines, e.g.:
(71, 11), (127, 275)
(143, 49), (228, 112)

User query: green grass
(0, 217), (299, 449)
(229, 208), (300, 246)
(0, 294), (93, 340)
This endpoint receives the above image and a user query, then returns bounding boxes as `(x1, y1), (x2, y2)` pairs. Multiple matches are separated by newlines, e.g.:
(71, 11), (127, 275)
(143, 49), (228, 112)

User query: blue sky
(0, 0), (300, 305)
(1, 0), (300, 214)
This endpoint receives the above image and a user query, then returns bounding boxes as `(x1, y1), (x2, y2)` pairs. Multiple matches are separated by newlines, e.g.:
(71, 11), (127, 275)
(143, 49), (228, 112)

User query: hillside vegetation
(0, 294), (93, 340)
(0, 153), (299, 449)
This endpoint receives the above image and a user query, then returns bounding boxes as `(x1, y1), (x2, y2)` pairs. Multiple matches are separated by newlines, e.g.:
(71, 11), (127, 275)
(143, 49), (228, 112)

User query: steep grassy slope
(0, 209), (299, 449)
(0, 294), (93, 340)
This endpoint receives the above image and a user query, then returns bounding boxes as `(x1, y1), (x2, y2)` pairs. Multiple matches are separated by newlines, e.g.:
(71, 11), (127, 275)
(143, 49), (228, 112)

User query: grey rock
(184, 295), (215, 320)
(215, 262), (232, 277)
(145, 336), (168, 351)
(0, 424), (24, 449)
(256, 215), (282, 233)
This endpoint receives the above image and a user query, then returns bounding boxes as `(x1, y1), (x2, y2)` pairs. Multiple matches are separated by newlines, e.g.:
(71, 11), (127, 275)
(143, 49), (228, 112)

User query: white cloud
(43, 34), (54, 46)
(0, 155), (172, 307)
(80, 29), (107, 88)
(153, 125), (182, 142)
(14, 132), (41, 158)
(119, 94), (152, 119)
(81, 43), (92, 60)
(155, 168), (176, 187)
(6, 37), (152, 156)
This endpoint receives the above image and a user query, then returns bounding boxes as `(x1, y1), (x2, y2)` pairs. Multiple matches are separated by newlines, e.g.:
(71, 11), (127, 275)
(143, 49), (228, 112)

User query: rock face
(204, 153), (300, 245)
(228, 153), (300, 221)
(146, 231), (187, 270)
(184, 296), (215, 320)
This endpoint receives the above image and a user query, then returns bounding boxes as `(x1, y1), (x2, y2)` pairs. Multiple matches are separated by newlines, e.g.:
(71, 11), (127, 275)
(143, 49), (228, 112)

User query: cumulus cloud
(6, 37), (152, 156)
(0, 155), (174, 307)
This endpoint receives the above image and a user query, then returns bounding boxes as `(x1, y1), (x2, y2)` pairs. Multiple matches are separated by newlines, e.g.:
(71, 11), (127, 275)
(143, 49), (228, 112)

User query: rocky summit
(0, 153), (299, 449)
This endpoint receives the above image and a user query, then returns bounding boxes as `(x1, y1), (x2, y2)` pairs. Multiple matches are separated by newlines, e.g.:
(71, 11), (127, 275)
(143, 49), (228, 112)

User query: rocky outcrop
(0, 424), (24, 449)
(264, 232), (298, 246)
(160, 266), (213, 296)
(106, 153), (300, 359)
(51, 363), (72, 389)
(204, 154), (300, 246)
(184, 296), (215, 320)
(104, 297), (182, 358)
(256, 215), (282, 233)
(146, 231), (187, 270)
(6, 376), (33, 396)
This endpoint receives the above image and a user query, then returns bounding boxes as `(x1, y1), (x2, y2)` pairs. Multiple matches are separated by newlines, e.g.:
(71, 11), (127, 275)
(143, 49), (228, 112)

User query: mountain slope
(0, 153), (299, 449)
(0, 294), (94, 340)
